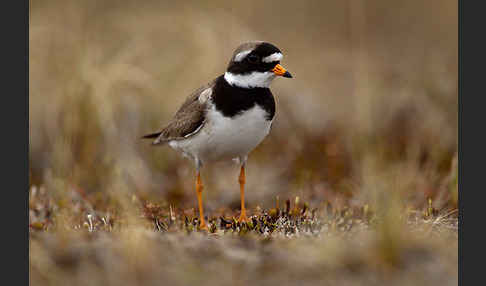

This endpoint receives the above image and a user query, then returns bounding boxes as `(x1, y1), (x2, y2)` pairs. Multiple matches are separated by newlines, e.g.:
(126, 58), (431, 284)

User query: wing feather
(142, 80), (215, 145)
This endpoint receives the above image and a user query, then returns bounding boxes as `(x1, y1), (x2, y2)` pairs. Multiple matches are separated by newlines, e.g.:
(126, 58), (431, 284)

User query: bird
(142, 41), (292, 230)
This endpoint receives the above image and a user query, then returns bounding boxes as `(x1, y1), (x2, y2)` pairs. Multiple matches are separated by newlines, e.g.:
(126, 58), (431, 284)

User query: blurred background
(30, 0), (457, 213)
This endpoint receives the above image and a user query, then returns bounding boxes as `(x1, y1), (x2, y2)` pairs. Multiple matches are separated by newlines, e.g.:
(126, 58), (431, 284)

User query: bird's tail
(141, 131), (162, 140)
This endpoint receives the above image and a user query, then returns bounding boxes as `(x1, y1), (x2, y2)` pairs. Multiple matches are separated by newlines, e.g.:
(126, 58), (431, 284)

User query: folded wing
(142, 81), (215, 145)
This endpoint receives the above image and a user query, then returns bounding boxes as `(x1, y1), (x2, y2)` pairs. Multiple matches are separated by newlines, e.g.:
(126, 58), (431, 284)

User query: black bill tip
(283, 71), (293, 78)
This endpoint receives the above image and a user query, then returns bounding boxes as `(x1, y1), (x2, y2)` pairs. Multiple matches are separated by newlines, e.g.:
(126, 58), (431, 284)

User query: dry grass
(30, 185), (457, 286)
(30, 0), (457, 285)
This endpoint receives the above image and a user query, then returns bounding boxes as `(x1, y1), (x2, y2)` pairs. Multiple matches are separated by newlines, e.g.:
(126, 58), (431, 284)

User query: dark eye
(247, 54), (259, 63)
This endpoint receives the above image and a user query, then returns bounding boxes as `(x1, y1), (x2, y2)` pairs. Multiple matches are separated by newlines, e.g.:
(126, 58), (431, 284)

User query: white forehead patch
(224, 71), (276, 88)
(262, 52), (283, 63)
(233, 50), (252, 62)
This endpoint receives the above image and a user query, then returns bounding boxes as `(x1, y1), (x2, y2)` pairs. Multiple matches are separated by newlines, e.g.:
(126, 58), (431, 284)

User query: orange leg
(196, 172), (207, 230)
(238, 165), (249, 222)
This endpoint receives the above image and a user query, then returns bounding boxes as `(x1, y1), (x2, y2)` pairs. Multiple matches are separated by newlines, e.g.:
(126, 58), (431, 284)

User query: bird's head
(224, 41), (292, 88)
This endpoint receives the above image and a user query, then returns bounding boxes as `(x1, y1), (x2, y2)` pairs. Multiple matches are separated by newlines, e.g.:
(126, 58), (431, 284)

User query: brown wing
(142, 80), (215, 145)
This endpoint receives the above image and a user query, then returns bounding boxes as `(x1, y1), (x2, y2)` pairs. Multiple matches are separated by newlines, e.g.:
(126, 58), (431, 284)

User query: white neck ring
(224, 71), (276, 88)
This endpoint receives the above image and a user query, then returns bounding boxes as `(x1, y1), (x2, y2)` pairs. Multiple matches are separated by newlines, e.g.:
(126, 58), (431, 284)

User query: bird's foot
(238, 212), (249, 223)
(199, 221), (208, 231)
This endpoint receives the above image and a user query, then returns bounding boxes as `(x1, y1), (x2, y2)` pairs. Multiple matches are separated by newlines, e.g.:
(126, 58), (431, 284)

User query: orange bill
(272, 64), (293, 78)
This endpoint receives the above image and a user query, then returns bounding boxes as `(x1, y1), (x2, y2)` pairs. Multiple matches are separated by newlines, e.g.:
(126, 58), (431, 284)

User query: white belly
(169, 104), (272, 164)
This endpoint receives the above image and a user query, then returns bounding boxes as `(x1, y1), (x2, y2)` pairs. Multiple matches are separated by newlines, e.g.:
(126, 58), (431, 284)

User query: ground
(29, 186), (457, 286)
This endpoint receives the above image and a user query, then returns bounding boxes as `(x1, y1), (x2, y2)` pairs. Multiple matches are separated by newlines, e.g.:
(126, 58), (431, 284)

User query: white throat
(224, 71), (276, 88)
